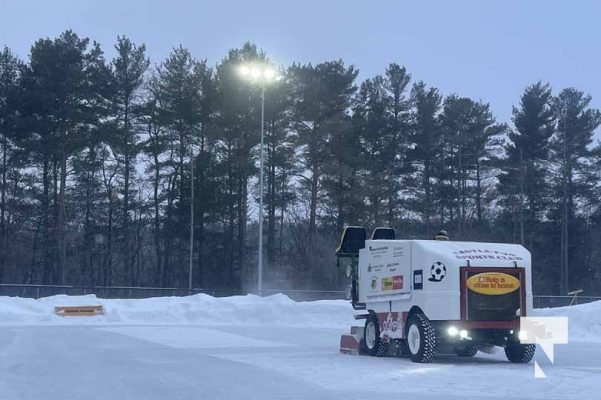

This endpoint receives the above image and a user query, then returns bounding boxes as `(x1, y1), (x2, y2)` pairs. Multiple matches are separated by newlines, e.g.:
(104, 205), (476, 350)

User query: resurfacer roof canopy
(371, 227), (395, 240)
(335, 226), (366, 257)
(434, 230), (449, 240)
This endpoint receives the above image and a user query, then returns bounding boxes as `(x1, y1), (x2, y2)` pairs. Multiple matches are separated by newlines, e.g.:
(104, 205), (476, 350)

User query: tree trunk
(106, 190), (114, 286)
(0, 136), (7, 282)
(52, 158), (59, 283)
(279, 170), (286, 274)
(476, 158), (482, 224)
(57, 134), (67, 284)
(309, 170), (319, 242)
(84, 151), (94, 285)
(41, 157), (51, 284)
(1, 135), (7, 239)
(424, 161), (431, 236)
(122, 96), (134, 285)
(267, 130), (276, 268)
(237, 171), (247, 290)
(560, 139), (569, 295)
(196, 133), (206, 288)
(152, 139), (162, 286)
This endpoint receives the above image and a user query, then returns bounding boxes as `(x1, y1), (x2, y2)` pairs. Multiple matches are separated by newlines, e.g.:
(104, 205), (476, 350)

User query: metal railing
(532, 295), (601, 309)
(0, 284), (599, 307)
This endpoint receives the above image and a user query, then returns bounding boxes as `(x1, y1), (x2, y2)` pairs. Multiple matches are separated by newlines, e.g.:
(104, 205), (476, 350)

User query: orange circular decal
(466, 273), (520, 295)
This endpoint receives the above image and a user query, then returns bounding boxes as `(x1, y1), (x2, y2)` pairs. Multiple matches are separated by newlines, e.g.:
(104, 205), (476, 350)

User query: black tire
(454, 344), (478, 357)
(405, 313), (437, 363)
(359, 338), (368, 355)
(505, 342), (536, 363)
(398, 340), (411, 357)
(364, 313), (388, 357)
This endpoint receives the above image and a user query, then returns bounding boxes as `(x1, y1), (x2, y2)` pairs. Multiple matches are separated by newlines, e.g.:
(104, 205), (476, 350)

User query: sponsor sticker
(380, 275), (403, 291)
(393, 275), (403, 290)
(413, 270), (423, 290)
(466, 272), (520, 295)
(370, 276), (378, 291)
(381, 277), (393, 291)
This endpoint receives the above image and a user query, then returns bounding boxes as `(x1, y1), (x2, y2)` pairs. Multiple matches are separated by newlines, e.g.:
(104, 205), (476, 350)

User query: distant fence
(532, 295), (601, 309)
(0, 284), (346, 302)
(0, 284), (599, 307)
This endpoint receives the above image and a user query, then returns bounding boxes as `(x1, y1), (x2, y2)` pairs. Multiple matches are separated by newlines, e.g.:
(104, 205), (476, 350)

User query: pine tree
(110, 36), (149, 285)
(0, 47), (24, 283)
(408, 82), (442, 235)
(550, 88), (601, 295)
(153, 46), (204, 286)
(261, 70), (296, 276)
(210, 43), (262, 289)
(498, 82), (554, 243)
(20, 31), (107, 283)
(440, 95), (505, 235)
(384, 64), (412, 227)
(289, 60), (358, 238)
(352, 75), (391, 227)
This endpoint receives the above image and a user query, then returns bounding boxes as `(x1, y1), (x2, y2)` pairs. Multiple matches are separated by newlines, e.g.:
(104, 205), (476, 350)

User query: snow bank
(0, 293), (356, 328)
(534, 301), (601, 343)
(1, 293), (600, 342)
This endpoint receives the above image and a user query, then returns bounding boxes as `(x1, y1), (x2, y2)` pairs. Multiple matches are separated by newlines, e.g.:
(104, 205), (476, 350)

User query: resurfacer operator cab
(337, 226), (536, 363)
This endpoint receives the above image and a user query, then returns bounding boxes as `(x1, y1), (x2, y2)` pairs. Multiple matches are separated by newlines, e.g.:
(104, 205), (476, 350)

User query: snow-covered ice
(0, 294), (599, 399)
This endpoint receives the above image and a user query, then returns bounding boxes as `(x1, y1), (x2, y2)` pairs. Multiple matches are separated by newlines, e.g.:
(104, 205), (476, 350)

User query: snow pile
(534, 301), (601, 342)
(0, 293), (356, 328)
(1, 293), (600, 342)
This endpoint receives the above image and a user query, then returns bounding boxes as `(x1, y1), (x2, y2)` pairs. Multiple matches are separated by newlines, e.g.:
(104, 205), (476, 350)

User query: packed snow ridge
(0, 293), (599, 341)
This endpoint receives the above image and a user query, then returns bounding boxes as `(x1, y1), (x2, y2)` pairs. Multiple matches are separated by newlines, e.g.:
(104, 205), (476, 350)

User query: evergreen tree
(110, 36), (149, 285)
(288, 60), (358, 287)
(261, 70), (296, 276)
(212, 43), (265, 289)
(498, 82), (554, 243)
(550, 88), (601, 295)
(407, 82), (443, 235)
(20, 31), (107, 284)
(289, 60), (358, 237)
(352, 75), (391, 227)
(384, 64), (412, 227)
(0, 47), (24, 282)
(440, 95), (505, 235)
(153, 46), (205, 286)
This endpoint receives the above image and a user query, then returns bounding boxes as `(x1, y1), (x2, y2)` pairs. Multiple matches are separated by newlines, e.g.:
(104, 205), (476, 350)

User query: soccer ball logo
(429, 261), (446, 282)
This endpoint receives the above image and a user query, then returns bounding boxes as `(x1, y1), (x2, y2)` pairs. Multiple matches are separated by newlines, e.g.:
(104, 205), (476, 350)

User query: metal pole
(189, 140), (194, 295)
(258, 84), (265, 296)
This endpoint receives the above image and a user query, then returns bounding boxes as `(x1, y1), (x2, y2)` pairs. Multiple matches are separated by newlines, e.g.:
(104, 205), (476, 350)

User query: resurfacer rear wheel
(364, 314), (388, 357)
(505, 342), (536, 363)
(406, 313), (436, 363)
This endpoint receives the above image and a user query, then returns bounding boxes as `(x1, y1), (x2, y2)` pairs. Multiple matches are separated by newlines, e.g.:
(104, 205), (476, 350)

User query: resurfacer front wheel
(364, 314), (388, 357)
(505, 342), (536, 363)
(406, 313), (436, 363)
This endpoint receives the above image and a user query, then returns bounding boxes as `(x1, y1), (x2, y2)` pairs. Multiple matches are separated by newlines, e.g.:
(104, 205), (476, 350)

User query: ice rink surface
(0, 295), (599, 400)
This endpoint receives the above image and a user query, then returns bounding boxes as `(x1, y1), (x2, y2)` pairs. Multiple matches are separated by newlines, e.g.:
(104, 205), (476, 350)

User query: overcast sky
(1, 0), (600, 137)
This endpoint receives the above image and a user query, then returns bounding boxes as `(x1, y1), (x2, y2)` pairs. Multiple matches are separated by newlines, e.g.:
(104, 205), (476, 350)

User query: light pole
(239, 64), (277, 296)
(188, 140), (194, 295)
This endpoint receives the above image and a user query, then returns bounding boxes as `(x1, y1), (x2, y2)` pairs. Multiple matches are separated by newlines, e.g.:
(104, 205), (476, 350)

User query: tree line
(1, 31), (600, 296)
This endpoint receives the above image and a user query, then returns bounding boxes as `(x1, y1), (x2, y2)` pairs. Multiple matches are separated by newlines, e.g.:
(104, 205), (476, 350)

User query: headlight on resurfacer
(447, 326), (469, 339)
